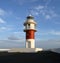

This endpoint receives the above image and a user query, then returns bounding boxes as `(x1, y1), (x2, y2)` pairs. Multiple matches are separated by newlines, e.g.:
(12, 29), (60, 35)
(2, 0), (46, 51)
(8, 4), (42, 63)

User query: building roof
(24, 15), (36, 25)
(27, 15), (34, 19)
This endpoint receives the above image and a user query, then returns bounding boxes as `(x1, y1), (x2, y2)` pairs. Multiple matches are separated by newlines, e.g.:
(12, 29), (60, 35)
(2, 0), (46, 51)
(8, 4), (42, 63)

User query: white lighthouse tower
(24, 15), (37, 48)
(1, 15), (43, 52)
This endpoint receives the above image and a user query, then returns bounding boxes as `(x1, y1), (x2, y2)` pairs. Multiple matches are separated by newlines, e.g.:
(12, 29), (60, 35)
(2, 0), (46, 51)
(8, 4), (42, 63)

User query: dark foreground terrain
(0, 51), (60, 63)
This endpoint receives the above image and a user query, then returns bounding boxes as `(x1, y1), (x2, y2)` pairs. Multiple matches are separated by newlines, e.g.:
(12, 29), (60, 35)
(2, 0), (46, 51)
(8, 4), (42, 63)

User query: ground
(0, 51), (60, 63)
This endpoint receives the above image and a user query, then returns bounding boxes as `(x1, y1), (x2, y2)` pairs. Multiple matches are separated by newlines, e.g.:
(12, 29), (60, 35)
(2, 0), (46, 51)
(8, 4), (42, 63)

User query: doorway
(28, 41), (31, 48)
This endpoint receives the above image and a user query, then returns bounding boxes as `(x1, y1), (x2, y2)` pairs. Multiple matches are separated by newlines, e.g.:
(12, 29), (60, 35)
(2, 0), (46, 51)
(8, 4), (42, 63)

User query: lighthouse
(24, 15), (37, 48)
(2, 15), (43, 52)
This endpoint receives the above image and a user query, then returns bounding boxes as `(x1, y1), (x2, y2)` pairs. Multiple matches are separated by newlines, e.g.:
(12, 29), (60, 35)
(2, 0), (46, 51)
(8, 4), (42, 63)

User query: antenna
(27, 9), (34, 19)
(28, 9), (33, 16)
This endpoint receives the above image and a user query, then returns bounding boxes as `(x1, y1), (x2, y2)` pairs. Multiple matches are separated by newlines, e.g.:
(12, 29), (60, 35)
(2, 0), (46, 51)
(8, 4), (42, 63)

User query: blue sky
(0, 0), (60, 49)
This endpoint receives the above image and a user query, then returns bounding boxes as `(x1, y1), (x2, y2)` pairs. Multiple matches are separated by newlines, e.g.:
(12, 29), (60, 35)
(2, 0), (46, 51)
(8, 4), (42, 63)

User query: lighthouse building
(5, 15), (43, 52)
(24, 15), (37, 48)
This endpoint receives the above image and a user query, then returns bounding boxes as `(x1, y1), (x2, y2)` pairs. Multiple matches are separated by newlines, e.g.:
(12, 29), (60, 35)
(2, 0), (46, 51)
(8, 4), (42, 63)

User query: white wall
(25, 24), (35, 30)
(26, 39), (35, 48)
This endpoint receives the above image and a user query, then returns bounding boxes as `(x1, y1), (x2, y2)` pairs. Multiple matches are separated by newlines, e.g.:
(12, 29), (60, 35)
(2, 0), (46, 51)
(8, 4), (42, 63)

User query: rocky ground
(0, 51), (60, 63)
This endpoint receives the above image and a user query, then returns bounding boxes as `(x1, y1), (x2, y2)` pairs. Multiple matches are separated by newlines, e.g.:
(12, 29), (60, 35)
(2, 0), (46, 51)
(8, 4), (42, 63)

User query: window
(28, 24), (30, 29)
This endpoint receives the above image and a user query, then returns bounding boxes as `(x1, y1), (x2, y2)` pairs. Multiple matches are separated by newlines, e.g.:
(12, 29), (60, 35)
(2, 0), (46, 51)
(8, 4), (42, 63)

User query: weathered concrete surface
(8, 48), (43, 52)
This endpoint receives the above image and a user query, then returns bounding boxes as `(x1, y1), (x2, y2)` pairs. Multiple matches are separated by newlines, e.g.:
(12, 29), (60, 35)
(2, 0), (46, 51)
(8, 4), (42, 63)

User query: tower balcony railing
(23, 28), (37, 32)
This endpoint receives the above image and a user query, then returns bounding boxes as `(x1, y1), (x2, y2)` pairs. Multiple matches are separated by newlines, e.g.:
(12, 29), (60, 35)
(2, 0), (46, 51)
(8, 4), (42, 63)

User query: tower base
(26, 39), (35, 48)
(7, 48), (43, 53)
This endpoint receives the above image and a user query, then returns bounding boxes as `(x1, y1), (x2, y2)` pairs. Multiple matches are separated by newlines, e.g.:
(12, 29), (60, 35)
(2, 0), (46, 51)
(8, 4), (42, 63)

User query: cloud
(0, 39), (60, 49)
(0, 40), (25, 48)
(36, 30), (60, 36)
(0, 8), (6, 16)
(13, 31), (25, 36)
(13, 31), (25, 39)
(8, 35), (20, 40)
(45, 15), (51, 19)
(30, 10), (39, 16)
(0, 26), (12, 31)
(13, 0), (38, 5)
(30, 0), (58, 20)
(15, 16), (21, 20)
(7, 11), (13, 16)
(35, 5), (44, 10)
(31, 5), (58, 19)
(44, 0), (51, 6)
(0, 27), (8, 32)
(0, 27), (6, 30)
(0, 27), (6, 31)
(0, 8), (14, 18)
(36, 39), (60, 49)
(54, 21), (60, 25)
(7, 31), (25, 40)
(50, 30), (60, 35)
(14, 31), (24, 34)
(0, 18), (5, 23)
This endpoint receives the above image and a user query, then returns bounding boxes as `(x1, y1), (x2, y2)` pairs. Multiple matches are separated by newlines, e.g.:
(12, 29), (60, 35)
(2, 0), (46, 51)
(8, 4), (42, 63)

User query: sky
(0, 0), (60, 49)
